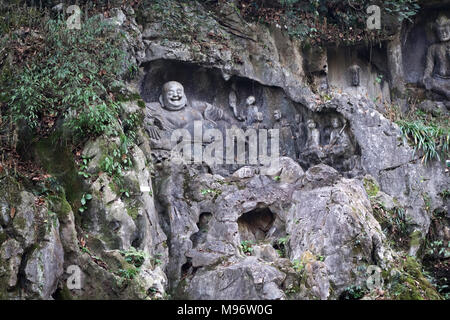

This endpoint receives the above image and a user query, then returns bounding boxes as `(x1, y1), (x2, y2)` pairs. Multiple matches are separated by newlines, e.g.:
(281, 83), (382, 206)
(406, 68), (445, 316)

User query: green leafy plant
(81, 246), (92, 255)
(120, 247), (147, 268)
(122, 111), (144, 143)
(426, 240), (450, 259)
(240, 240), (254, 255)
(439, 189), (450, 200)
(117, 267), (139, 280)
(100, 135), (133, 182)
(375, 74), (384, 84)
(397, 119), (449, 164)
(4, 14), (135, 143)
(200, 188), (222, 202)
(78, 193), (93, 213)
(36, 176), (63, 197)
(152, 253), (163, 266)
(372, 202), (411, 249)
(120, 188), (131, 198)
(200, 188), (221, 195)
(292, 259), (304, 272)
(383, 0), (421, 23)
(391, 207), (410, 237)
(237, 0), (420, 45)
(78, 156), (92, 179)
(274, 236), (289, 257)
(340, 285), (368, 300)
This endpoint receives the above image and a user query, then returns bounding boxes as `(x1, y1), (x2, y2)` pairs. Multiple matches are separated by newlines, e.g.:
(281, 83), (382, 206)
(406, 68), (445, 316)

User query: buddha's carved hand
(147, 119), (161, 140)
(423, 75), (433, 90)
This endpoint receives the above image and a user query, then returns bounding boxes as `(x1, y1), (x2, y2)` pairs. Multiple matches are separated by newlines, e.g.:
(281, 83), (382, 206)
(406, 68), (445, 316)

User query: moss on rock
(387, 256), (442, 300)
(409, 230), (422, 248)
(33, 132), (83, 206)
(47, 193), (73, 221)
(126, 206), (140, 221)
(363, 176), (380, 198)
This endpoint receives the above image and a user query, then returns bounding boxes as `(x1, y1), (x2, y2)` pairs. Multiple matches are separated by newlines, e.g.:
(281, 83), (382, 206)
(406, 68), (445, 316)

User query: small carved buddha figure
(423, 15), (450, 100)
(344, 63), (367, 97)
(245, 96), (261, 127)
(348, 64), (361, 87)
(255, 111), (264, 123)
(305, 119), (321, 149)
(327, 117), (353, 157)
(273, 110), (295, 156)
(273, 109), (282, 123)
(229, 89), (245, 122)
(293, 113), (306, 158)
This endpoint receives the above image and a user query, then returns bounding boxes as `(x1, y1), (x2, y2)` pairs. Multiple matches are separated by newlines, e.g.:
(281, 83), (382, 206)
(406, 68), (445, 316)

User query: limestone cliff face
(0, 1), (448, 300)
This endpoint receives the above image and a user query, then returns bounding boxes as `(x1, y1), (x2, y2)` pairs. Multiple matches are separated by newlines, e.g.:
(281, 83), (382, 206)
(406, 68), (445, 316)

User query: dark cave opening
(237, 208), (275, 243)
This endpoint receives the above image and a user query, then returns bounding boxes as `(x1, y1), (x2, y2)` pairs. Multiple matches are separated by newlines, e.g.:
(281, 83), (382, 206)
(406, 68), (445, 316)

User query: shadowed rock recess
(0, 0), (449, 300)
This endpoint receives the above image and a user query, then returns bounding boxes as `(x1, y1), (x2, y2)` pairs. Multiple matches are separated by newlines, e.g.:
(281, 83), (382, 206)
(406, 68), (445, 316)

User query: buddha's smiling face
(307, 120), (316, 129)
(161, 81), (187, 111)
(273, 110), (281, 121)
(246, 96), (256, 106)
(331, 118), (340, 128)
(437, 24), (450, 42)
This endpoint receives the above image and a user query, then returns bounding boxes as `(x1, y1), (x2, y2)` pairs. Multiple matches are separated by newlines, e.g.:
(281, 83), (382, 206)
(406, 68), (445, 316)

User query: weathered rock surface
(150, 162), (397, 299)
(0, 2), (447, 301)
(184, 257), (286, 300)
(287, 166), (392, 299)
(0, 190), (64, 299)
(321, 93), (448, 251)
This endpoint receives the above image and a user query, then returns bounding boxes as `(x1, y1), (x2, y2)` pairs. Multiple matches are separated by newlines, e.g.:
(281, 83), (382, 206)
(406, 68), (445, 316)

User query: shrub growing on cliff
(6, 13), (134, 141)
(397, 119), (449, 164)
(120, 247), (147, 268)
(236, 0), (420, 44)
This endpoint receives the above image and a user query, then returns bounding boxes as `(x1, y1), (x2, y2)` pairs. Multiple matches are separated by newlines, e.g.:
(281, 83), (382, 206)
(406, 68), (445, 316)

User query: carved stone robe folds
(145, 101), (224, 151)
(424, 43), (450, 99)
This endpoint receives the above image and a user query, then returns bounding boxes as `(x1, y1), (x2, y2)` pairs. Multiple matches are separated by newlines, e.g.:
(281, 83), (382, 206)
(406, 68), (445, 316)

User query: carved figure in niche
(245, 96), (263, 128)
(229, 89), (245, 122)
(348, 64), (361, 87)
(423, 15), (450, 100)
(145, 81), (224, 150)
(293, 113), (306, 158)
(326, 117), (352, 155)
(299, 118), (324, 166)
(273, 110), (295, 157)
(305, 119), (321, 149)
(323, 117), (359, 173)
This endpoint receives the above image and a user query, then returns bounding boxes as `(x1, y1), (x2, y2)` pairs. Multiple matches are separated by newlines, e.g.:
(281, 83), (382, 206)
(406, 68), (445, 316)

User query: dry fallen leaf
(10, 207), (16, 219)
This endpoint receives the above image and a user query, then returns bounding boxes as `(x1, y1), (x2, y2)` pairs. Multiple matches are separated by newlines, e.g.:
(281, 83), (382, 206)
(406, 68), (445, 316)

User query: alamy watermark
(66, 265), (82, 290)
(66, 5), (81, 30)
(366, 5), (381, 30)
(169, 121), (280, 170)
(365, 265), (402, 291)
(61, 3), (382, 31)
